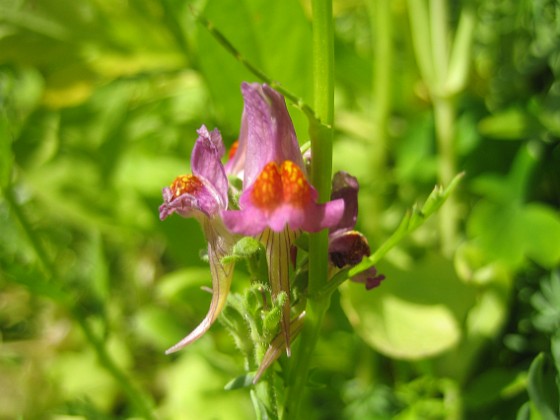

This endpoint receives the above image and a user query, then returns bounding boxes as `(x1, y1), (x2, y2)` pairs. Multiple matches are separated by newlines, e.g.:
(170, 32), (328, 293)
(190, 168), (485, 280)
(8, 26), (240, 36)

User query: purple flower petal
(221, 206), (269, 236)
(240, 83), (304, 188)
(191, 125), (228, 209)
(223, 160), (345, 235)
(330, 171), (359, 233)
(159, 176), (224, 220)
(224, 113), (248, 177)
(300, 200), (345, 233)
(328, 230), (370, 268)
(351, 267), (386, 290)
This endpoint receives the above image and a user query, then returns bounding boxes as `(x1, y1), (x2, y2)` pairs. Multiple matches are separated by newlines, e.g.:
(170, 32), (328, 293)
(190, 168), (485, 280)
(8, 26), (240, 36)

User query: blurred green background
(1, 0), (559, 419)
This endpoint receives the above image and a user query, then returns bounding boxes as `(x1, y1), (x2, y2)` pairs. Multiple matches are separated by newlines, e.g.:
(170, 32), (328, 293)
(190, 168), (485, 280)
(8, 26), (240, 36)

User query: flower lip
(251, 162), (284, 209)
(170, 175), (204, 198)
(250, 160), (312, 210)
(159, 125), (229, 221)
(281, 161), (311, 206)
(221, 83), (344, 235)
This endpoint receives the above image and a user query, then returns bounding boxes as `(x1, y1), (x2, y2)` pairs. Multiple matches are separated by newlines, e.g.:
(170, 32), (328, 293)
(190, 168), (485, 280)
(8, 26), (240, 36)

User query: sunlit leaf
(341, 253), (476, 359)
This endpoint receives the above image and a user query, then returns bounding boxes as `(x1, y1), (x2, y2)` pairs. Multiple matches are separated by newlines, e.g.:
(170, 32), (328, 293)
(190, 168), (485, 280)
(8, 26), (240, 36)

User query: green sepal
(222, 237), (263, 264)
(224, 373), (256, 391)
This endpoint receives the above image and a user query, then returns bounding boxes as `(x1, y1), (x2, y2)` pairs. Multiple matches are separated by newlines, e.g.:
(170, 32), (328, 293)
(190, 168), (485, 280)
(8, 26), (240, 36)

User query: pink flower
(159, 125), (235, 354)
(222, 83), (345, 354)
(222, 83), (344, 235)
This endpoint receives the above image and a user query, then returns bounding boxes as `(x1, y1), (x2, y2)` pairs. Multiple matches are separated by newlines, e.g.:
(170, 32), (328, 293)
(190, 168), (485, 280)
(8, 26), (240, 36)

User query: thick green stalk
(408, 0), (461, 256)
(283, 0), (334, 417)
(309, 0), (334, 201)
(429, 0), (458, 256)
(433, 96), (459, 255)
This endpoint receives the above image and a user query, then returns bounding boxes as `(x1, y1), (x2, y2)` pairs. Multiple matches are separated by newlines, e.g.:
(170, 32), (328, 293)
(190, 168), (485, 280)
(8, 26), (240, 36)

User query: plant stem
(284, 0), (334, 417)
(433, 96), (458, 255)
(429, 0), (458, 256)
(408, 0), (460, 256)
(309, 0), (334, 201)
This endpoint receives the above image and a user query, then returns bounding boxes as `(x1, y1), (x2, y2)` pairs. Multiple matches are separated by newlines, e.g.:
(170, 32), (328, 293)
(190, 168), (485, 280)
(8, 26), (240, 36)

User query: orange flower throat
(227, 140), (239, 161)
(251, 161), (311, 209)
(170, 175), (204, 198)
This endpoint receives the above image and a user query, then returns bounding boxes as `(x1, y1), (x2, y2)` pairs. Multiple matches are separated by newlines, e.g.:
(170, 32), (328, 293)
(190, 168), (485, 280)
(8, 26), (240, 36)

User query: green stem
(407, 0), (460, 256)
(284, 0), (334, 417)
(433, 96), (458, 256)
(430, 0), (449, 89)
(429, 0), (458, 256)
(309, 0), (334, 201)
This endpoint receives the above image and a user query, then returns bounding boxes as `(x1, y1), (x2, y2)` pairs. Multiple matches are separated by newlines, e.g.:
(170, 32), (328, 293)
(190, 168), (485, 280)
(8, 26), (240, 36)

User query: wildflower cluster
(159, 83), (383, 372)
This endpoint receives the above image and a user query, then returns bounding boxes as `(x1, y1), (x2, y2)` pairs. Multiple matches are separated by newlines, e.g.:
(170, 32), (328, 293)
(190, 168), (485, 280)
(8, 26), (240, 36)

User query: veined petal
(224, 113), (248, 177)
(222, 160), (345, 235)
(330, 171), (359, 232)
(165, 219), (235, 354)
(221, 206), (269, 236)
(159, 126), (229, 221)
(159, 175), (223, 220)
(191, 125), (229, 209)
(259, 227), (297, 356)
(240, 83), (304, 187)
(300, 200), (345, 233)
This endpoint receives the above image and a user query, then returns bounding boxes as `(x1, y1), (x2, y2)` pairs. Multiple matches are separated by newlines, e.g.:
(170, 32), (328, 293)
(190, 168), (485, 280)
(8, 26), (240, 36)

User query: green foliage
(1, 0), (559, 418)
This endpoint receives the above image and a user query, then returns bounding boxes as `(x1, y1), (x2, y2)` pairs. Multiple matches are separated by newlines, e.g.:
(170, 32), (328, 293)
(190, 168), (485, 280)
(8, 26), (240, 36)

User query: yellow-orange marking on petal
(227, 140), (239, 161)
(281, 161), (311, 207)
(251, 162), (283, 209)
(170, 175), (204, 198)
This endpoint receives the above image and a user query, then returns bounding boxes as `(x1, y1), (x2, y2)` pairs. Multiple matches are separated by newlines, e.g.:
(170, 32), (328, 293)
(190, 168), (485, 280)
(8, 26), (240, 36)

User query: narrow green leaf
(407, 0), (434, 89)
(224, 373), (256, 391)
(446, 6), (475, 94)
(349, 172), (464, 277)
(527, 353), (560, 420)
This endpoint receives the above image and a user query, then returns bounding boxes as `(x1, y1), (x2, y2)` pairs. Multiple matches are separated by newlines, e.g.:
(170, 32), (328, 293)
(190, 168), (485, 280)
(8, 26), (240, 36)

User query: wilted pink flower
(160, 125), (235, 354)
(328, 171), (385, 290)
